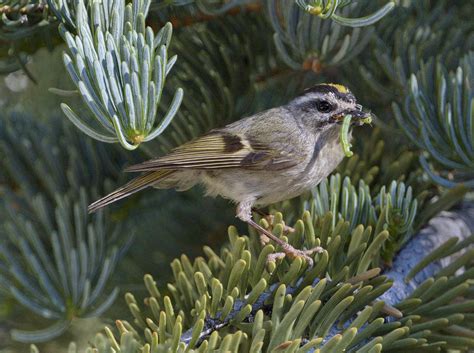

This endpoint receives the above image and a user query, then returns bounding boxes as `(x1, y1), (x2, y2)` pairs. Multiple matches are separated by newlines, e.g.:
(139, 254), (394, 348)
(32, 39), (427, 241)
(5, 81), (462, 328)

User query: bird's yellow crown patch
(327, 83), (349, 94)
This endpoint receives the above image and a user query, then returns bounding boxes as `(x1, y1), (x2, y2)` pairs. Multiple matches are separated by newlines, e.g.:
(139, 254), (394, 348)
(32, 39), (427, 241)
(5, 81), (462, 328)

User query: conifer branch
(29, 202), (474, 352)
(50, 0), (183, 150)
(296, 0), (395, 28)
(268, 0), (375, 72)
(393, 53), (474, 188)
(148, 2), (262, 30)
(0, 190), (122, 343)
(0, 114), (136, 343)
(357, 2), (473, 102)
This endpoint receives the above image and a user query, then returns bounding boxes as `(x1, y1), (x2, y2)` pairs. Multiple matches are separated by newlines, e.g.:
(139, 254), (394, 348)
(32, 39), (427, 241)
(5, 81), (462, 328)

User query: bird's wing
(125, 131), (300, 172)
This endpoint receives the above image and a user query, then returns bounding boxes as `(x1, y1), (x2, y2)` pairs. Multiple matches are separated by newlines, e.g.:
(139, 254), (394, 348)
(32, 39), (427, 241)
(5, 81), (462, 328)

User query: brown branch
(147, 2), (262, 31)
(254, 66), (295, 84)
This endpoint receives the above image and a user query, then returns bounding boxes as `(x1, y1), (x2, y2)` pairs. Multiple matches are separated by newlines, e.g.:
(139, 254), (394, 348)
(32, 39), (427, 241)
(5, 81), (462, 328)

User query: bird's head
(288, 83), (372, 130)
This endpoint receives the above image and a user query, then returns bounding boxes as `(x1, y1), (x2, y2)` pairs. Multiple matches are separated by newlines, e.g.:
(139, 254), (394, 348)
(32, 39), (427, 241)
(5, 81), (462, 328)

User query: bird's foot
(259, 233), (271, 246)
(239, 203), (321, 267)
(248, 218), (322, 267)
(267, 244), (323, 268)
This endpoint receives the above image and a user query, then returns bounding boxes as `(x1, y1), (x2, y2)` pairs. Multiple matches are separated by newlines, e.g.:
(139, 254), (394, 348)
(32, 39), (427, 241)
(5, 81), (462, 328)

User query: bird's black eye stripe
(316, 100), (333, 113)
(297, 99), (335, 113)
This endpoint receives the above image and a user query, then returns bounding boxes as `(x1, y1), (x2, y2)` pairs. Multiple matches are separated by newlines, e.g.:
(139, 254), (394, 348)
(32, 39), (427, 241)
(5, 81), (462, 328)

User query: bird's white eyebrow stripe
(292, 92), (355, 108)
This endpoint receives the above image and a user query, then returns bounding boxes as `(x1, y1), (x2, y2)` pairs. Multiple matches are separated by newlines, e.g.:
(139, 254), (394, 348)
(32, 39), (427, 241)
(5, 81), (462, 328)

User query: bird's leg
(238, 202), (322, 267)
(251, 208), (295, 235)
(247, 218), (321, 266)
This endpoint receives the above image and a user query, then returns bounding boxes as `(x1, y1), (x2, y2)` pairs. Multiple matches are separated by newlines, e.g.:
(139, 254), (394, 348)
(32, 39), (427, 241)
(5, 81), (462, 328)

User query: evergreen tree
(0, 0), (473, 352)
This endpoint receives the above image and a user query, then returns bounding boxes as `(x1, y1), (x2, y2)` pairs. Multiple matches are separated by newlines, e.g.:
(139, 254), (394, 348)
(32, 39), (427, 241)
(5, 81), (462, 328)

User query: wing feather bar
(124, 131), (296, 172)
(125, 132), (256, 172)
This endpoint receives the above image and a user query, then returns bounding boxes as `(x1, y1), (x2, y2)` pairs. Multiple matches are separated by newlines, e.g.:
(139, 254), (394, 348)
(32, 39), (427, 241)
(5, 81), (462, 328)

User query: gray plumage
(88, 83), (370, 264)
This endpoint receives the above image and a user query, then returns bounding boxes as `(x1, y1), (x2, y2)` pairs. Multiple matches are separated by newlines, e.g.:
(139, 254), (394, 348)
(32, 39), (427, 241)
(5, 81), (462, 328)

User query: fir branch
(357, 2), (474, 102)
(267, 0), (375, 73)
(295, 0), (395, 28)
(194, 0), (254, 15)
(0, 113), (135, 202)
(51, 0), (183, 150)
(109, 179), (470, 352)
(148, 2), (262, 30)
(31, 201), (474, 352)
(336, 128), (426, 193)
(393, 53), (474, 188)
(0, 113), (135, 342)
(0, 0), (58, 76)
(0, 189), (123, 343)
(110, 219), (397, 352)
(177, 203), (474, 351)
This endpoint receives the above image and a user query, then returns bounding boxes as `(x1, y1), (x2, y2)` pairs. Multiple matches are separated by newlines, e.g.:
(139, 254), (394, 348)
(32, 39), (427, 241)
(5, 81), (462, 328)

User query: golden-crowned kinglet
(89, 83), (372, 265)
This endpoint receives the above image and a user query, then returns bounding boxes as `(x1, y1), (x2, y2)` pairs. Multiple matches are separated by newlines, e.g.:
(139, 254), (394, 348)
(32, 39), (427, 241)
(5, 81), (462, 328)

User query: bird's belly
(200, 169), (313, 206)
(200, 170), (273, 203)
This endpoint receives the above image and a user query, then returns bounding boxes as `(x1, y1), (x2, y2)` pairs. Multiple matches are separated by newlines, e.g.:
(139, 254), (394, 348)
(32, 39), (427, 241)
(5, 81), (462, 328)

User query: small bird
(89, 83), (371, 264)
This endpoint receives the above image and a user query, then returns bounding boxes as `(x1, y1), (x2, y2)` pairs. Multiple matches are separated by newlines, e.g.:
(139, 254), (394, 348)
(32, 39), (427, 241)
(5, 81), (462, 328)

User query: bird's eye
(316, 100), (333, 112)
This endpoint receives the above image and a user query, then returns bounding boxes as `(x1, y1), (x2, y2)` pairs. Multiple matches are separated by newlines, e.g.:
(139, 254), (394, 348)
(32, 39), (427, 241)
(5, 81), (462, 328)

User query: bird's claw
(267, 252), (286, 263)
(259, 234), (271, 246)
(246, 213), (322, 269)
(267, 244), (323, 268)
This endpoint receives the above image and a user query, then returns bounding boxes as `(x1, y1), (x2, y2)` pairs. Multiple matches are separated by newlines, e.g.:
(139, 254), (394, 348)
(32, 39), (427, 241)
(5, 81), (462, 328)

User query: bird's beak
(348, 109), (372, 126)
(331, 109), (372, 126)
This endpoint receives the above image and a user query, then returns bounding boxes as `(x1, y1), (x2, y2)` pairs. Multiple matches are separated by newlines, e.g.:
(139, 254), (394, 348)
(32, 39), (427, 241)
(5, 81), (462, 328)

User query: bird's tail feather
(88, 170), (175, 213)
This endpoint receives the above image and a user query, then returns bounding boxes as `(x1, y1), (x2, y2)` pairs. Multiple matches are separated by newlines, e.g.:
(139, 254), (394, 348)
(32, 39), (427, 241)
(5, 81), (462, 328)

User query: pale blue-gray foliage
(0, 113), (135, 343)
(295, 0), (395, 28)
(268, 0), (377, 71)
(52, 0), (183, 150)
(0, 113), (134, 201)
(393, 53), (474, 188)
(357, 2), (474, 100)
(0, 189), (122, 343)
